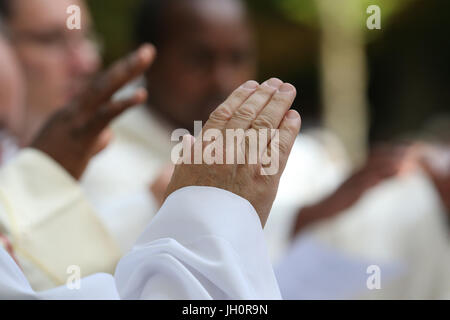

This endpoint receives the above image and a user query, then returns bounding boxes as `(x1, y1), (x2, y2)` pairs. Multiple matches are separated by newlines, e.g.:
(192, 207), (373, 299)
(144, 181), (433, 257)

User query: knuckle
(231, 88), (248, 102)
(273, 132), (293, 156)
(248, 92), (270, 109)
(260, 84), (276, 95)
(210, 105), (233, 122)
(285, 121), (299, 134)
(271, 93), (292, 107)
(253, 88), (272, 101)
(277, 137), (291, 155)
(88, 105), (111, 128)
(233, 106), (257, 122)
(252, 114), (274, 130)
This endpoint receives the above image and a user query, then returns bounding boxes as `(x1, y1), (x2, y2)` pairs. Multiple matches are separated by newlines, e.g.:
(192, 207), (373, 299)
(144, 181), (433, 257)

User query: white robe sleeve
(0, 184), (281, 299)
(115, 186), (281, 300)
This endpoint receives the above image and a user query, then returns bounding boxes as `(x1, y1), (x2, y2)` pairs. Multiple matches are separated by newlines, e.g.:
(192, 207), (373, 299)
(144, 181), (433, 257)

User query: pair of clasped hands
(32, 44), (301, 227)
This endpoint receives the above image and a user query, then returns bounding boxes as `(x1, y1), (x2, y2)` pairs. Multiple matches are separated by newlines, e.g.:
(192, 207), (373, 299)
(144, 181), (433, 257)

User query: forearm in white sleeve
(0, 186), (281, 299)
(114, 186), (281, 300)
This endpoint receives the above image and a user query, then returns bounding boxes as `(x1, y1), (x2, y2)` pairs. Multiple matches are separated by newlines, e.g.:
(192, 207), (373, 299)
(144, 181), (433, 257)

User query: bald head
(135, 0), (257, 130)
(136, 0), (248, 47)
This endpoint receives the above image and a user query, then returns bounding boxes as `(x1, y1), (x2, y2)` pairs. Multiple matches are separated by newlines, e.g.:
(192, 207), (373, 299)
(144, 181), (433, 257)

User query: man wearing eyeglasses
(0, 0), (118, 291)
(0, 0), (100, 145)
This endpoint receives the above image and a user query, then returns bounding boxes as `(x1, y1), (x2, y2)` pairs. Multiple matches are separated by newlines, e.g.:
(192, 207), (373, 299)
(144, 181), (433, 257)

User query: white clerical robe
(0, 151), (281, 299)
(0, 149), (122, 291)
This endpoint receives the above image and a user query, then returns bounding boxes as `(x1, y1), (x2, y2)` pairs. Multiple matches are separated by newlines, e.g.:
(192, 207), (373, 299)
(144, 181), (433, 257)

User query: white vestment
(0, 150), (281, 299)
(276, 169), (450, 299)
(0, 149), (122, 291)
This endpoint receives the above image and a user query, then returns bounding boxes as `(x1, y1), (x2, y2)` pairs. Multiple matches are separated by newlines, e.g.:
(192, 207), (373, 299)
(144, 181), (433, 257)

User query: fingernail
(137, 44), (154, 62)
(135, 88), (148, 100)
(285, 110), (300, 120)
(279, 83), (296, 93)
(263, 78), (283, 88)
(242, 80), (259, 90)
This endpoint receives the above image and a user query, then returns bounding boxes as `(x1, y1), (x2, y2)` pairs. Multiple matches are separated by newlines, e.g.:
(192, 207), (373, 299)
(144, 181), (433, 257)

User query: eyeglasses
(8, 27), (103, 54)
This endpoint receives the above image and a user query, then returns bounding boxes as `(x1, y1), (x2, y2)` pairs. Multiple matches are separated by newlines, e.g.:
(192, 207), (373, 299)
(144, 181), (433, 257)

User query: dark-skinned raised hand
(31, 44), (155, 179)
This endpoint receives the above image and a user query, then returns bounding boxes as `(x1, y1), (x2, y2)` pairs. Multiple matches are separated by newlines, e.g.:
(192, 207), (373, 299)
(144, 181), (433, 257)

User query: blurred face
(7, 0), (100, 140)
(0, 35), (25, 135)
(146, 0), (256, 130)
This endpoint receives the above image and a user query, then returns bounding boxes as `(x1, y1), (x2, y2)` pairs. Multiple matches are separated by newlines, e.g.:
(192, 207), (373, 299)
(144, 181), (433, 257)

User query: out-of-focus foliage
(249, 0), (415, 33)
(87, 0), (416, 63)
(87, 0), (141, 63)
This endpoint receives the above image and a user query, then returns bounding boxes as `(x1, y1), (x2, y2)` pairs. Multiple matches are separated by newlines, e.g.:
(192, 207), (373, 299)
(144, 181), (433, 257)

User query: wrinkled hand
(165, 78), (301, 227)
(31, 44), (155, 179)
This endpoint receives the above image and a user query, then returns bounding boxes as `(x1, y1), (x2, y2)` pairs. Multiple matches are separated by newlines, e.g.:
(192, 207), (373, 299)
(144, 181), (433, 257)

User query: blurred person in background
(0, 20), (24, 164)
(0, 16), (25, 260)
(0, 0), (100, 145)
(276, 133), (450, 299)
(0, 0), (124, 291)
